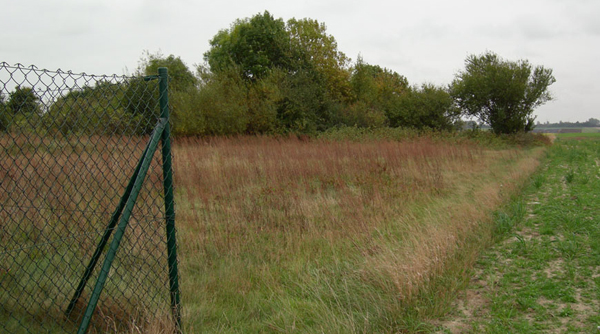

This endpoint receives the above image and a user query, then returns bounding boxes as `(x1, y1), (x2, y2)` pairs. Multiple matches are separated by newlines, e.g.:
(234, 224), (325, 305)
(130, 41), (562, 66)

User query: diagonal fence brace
(65, 136), (154, 318)
(74, 117), (168, 334)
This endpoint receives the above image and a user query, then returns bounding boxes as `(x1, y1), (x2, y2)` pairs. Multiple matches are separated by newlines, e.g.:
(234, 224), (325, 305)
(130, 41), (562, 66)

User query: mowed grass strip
(172, 135), (545, 333)
(434, 135), (600, 333)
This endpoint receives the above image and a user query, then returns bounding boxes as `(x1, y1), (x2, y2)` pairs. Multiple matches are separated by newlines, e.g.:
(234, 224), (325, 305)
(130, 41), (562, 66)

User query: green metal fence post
(76, 119), (168, 334)
(158, 67), (183, 332)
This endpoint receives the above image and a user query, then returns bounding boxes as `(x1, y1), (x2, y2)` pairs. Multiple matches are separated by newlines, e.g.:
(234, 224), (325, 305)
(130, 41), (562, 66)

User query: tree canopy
(201, 11), (361, 134)
(30, 13), (557, 137)
(450, 51), (555, 134)
(204, 11), (292, 81)
(286, 18), (352, 101)
(391, 84), (460, 131)
(8, 86), (40, 115)
(141, 53), (198, 92)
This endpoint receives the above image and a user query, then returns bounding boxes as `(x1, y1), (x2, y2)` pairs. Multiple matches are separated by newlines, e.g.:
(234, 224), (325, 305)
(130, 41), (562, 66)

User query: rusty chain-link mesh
(0, 62), (178, 333)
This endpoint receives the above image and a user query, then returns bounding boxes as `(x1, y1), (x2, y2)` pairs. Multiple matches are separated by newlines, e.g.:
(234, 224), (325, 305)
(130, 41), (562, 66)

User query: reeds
(174, 136), (475, 254)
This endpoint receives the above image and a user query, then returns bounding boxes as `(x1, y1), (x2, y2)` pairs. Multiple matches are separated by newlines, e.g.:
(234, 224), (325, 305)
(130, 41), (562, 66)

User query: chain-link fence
(0, 63), (181, 333)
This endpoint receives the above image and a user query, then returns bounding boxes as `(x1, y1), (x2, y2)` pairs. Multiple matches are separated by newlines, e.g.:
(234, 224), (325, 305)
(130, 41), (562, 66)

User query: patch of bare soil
(438, 284), (489, 333)
(433, 206), (596, 333)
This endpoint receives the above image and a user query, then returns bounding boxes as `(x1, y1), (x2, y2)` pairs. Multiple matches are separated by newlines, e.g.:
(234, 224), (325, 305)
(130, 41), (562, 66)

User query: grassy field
(1, 132), (550, 333)
(553, 132), (600, 139)
(172, 135), (546, 333)
(434, 134), (600, 333)
(532, 127), (600, 134)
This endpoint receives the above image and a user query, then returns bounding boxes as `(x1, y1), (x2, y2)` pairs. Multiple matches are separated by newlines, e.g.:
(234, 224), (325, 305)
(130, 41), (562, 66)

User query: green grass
(434, 136), (600, 333)
(556, 132), (600, 138)
(532, 127), (600, 134)
(581, 127), (600, 133)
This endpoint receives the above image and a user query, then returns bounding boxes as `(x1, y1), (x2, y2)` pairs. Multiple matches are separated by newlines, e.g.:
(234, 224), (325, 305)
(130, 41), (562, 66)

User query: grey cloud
(581, 16), (600, 36)
(514, 17), (565, 41)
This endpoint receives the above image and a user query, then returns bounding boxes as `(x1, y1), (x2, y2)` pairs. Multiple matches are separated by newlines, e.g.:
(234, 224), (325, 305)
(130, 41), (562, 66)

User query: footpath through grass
(435, 135), (600, 333)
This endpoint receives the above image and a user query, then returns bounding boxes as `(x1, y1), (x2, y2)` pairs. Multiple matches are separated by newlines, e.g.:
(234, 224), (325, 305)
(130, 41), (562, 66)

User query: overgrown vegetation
(0, 10), (566, 334)
(0, 11), (557, 137)
(171, 134), (545, 332)
(0, 134), (173, 334)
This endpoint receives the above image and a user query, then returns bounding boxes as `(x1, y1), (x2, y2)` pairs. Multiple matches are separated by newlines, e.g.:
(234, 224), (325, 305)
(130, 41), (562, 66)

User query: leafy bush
(7, 86), (40, 116)
(45, 82), (144, 135)
(337, 101), (388, 129)
(0, 94), (9, 132)
(195, 70), (249, 136)
(123, 78), (159, 135)
(389, 84), (460, 131)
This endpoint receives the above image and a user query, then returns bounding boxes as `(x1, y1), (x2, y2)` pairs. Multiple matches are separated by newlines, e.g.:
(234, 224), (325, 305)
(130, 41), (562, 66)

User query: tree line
(1, 11), (556, 136)
(536, 118), (600, 128)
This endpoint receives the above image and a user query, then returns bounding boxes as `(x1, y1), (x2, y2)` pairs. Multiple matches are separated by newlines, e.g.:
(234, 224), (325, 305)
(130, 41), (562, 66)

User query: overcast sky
(1, 0), (598, 123)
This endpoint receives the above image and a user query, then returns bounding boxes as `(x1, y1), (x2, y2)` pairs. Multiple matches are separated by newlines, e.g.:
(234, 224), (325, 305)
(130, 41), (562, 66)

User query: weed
(532, 174), (546, 189)
(2, 131), (547, 333)
(565, 169), (575, 183)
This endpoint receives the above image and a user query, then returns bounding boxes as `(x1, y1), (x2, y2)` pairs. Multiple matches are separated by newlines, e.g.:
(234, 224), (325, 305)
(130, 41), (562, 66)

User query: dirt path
(433, 139), (600, 333)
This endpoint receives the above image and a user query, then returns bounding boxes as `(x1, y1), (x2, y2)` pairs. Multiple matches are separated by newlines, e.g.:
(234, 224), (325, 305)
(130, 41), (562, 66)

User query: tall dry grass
(174, 136), (476, 256)
(1, 131), (543, 333)
(172, 135), (544, 332)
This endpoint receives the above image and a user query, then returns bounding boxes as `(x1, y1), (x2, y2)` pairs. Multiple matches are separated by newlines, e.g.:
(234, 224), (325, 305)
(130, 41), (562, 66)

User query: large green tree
(194, 69), (250, 135)
(203, 11), (354, 134)
(8, 86), (40, 115)
(204, 11), (292, 81)
(450, 51), (555, 134)
(126, 53), (199, 134)
(286, 18), (351, 101)
(345, 57), (409, 127)
(350, 57), (408, 106)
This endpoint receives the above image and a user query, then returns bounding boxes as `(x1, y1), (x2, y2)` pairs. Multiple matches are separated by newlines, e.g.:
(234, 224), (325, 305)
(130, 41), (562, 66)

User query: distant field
(556, 131), (600, 138)
(534, 127), (600, 134)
